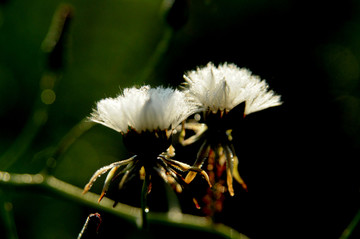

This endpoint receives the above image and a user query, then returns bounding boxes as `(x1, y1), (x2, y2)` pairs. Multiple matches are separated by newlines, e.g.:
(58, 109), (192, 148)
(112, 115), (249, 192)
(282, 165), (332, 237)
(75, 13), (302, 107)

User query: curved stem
(0, 170), (248, 239)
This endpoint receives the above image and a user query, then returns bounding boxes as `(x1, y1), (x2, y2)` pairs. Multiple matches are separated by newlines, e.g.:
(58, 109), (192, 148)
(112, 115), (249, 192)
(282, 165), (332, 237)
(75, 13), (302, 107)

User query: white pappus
(183, 62), (282, 115)
(89, 85), (200, 133)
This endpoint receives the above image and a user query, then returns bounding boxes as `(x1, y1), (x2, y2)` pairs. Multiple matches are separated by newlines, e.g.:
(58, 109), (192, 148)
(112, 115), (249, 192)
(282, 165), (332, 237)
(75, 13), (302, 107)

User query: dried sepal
(231, 151), (248, 191)
(98, 165), (120, 202)
(162, 156), (212, 188)
(184, 141), (211, 184)
(83, 164), (117, 195)
(118, 165), (134, 190)
(179, 121), (207, 146)
(83, 156), (136, 196)
(224, 145), (235, 196)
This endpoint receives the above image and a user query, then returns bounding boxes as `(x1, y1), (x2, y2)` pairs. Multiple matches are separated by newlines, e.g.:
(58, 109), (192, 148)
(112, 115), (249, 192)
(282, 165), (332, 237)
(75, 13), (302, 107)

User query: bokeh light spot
(41, 89), (56, 105)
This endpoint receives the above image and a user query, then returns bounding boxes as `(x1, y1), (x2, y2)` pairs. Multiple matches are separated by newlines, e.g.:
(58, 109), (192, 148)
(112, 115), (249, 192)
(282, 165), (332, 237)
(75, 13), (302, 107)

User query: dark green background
(1, 0), (360, 238)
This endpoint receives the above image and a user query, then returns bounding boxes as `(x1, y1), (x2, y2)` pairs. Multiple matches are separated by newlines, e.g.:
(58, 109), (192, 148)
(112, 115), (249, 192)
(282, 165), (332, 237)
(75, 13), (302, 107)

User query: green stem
(0, 190), (19, 239)
(0, 170), (248, 239)
(339, 208), (360, 239)
(0, 171), (139, 225)
(141, 173), (150, 230)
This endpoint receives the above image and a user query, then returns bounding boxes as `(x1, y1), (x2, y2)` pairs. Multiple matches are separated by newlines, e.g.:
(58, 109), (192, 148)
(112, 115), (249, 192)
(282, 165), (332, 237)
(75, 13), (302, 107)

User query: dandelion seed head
(90, 85), (199, 133)
(184, 62), (282, 115)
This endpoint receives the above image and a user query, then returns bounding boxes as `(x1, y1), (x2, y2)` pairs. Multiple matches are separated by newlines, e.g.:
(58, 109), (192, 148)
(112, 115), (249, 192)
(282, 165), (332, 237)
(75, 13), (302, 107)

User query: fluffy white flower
(183, 62), (282, 115)
(90, 85), (199, 133)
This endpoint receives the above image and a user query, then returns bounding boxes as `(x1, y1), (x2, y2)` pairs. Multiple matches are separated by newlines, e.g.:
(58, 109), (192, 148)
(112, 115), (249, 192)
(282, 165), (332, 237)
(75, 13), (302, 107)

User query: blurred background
(1, 0), (360, 238)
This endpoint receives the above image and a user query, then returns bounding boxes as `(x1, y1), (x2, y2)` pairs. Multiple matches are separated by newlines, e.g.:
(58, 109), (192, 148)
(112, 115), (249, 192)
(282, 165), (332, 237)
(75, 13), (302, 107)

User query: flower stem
(141, 173), (150, 230)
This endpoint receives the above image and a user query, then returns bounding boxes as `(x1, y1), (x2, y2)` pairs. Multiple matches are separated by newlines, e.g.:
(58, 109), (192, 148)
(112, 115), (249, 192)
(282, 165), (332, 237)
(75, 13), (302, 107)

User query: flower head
(181, 62), (283, 199)
(84, 85), (211, 206)
(90, 85), (199, 133)
(183, 62), (282, 115)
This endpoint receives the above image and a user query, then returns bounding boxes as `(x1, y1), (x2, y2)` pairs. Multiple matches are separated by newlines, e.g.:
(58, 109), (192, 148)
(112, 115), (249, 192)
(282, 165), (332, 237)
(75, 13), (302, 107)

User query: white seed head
(183, 62), (282, 115)
(90, 85), (200, 133)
